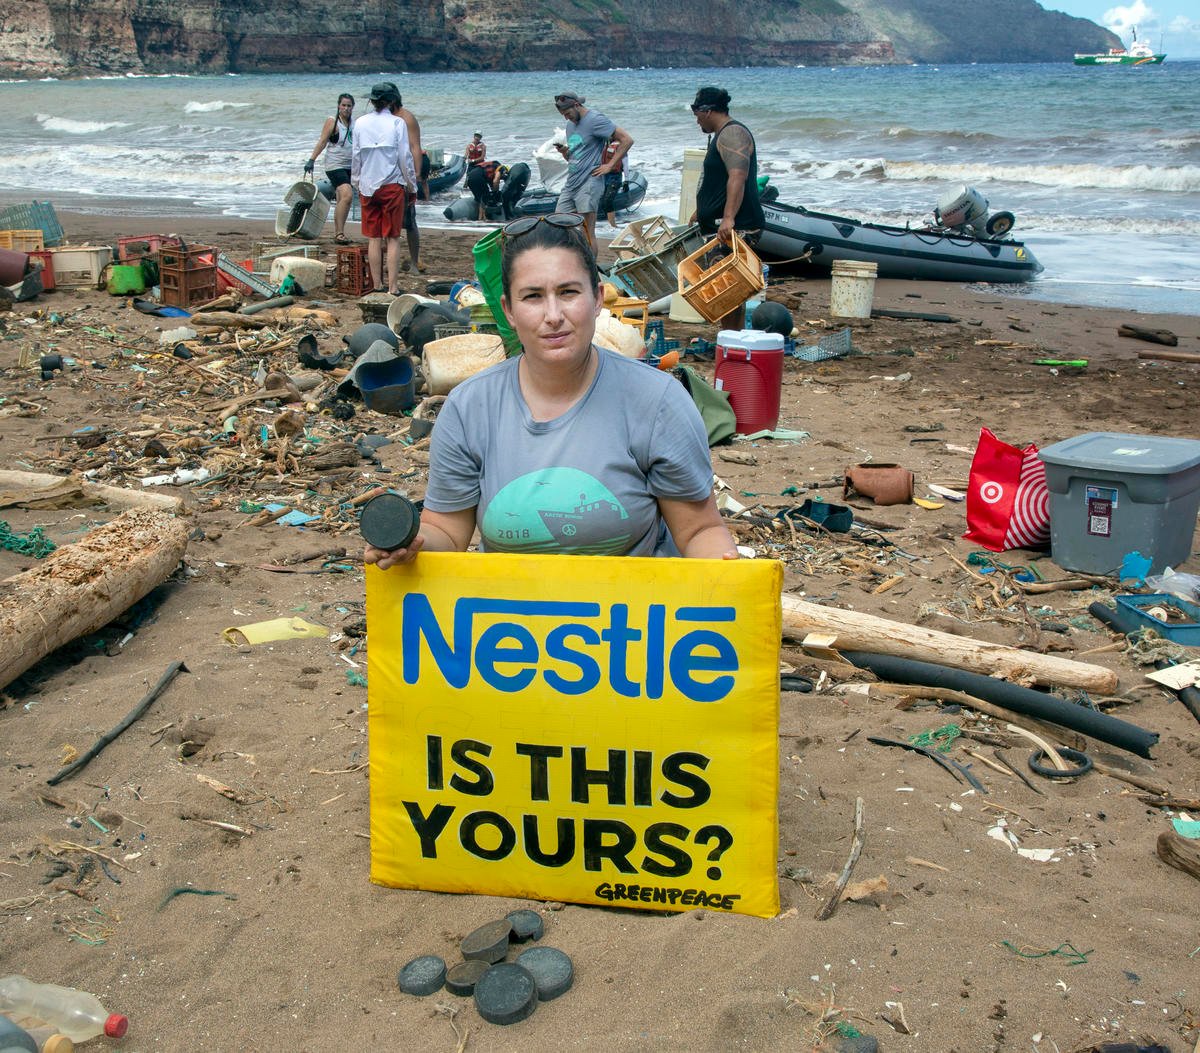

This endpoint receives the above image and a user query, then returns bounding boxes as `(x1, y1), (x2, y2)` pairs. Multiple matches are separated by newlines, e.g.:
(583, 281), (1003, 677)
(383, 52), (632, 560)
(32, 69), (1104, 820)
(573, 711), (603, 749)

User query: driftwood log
(0, 508), (188, 691)
(0, 470), (182, 513)
(1156, 831), (1200, 883)
(1136, 349), (1200, 364)
(780, 593), (1118, 694)
(1118, 323), (1177, 346)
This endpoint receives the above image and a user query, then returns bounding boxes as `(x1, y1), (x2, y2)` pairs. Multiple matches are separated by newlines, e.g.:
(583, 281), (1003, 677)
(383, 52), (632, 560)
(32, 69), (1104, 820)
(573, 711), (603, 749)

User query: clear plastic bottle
(0, 978), (126, 1043)
(761, 263), (770, 290)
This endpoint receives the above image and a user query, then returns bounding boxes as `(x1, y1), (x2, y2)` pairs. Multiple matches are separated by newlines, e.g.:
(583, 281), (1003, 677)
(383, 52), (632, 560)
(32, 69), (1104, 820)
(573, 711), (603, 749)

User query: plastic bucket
(830, 260), (877, 319)
(423, 333), (506, 395)
(276, 180), (331, 240)
(0, 247), (29, 286)
(357, 354), (416, 416)
(712, 329), (785, 434)
(106, 263), (146, 295)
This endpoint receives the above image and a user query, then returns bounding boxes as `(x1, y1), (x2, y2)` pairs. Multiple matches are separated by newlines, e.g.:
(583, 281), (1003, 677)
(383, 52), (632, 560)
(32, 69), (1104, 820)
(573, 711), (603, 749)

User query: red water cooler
(713, 330), (785, 434)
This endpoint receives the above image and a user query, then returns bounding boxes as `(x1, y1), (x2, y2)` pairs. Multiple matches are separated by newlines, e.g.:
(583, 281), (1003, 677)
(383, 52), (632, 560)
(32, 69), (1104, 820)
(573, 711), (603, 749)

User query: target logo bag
(963, 427), (1051, 551)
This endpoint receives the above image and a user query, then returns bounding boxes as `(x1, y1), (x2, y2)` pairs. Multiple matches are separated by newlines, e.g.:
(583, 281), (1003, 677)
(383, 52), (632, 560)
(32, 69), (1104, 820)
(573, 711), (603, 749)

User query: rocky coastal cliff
(0, 0), (1120, 78)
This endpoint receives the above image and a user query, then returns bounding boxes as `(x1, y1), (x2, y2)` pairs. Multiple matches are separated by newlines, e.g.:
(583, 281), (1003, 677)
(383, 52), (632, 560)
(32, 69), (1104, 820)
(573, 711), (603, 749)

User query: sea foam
(184, 100), (252, 113)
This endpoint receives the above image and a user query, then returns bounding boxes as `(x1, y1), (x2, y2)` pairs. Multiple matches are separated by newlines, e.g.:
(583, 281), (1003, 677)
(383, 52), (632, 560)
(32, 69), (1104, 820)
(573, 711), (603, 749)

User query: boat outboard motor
(934, 185), (989, 236)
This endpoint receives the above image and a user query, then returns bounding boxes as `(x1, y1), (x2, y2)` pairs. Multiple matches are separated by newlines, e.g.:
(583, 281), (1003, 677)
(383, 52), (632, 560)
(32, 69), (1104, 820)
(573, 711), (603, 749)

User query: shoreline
(27, 207), (1200, 339)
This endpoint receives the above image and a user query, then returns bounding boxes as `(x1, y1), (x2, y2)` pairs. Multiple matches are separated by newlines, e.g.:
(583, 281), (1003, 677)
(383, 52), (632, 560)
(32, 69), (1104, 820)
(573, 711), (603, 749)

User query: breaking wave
(184, 100), (252, 113)
(882, 159), (1200, 194)
(36, 114), (129, 134)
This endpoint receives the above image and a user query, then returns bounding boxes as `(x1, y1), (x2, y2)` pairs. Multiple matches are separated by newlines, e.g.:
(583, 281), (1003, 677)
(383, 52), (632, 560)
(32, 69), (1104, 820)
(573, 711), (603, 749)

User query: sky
(1049, 0), (1200, 57)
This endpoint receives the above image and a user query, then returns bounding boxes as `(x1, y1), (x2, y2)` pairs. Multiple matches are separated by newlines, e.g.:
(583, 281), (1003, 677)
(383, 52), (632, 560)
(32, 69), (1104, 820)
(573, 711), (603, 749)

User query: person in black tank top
(690, 85), (764, 328)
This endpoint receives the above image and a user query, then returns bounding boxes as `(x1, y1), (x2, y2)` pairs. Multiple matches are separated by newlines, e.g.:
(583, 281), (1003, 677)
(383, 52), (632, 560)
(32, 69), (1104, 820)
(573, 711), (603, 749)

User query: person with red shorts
(351, 82), (417, 295)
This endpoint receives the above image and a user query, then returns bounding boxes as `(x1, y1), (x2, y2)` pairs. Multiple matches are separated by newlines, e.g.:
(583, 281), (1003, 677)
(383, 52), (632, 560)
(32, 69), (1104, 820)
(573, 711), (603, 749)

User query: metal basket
(791, 327), (853, 362)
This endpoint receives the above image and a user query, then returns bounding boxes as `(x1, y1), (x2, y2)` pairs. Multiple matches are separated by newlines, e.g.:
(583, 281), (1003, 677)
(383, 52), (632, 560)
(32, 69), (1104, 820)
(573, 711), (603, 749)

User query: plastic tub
(830, 260), (877, 319)
(423, 333), (506, 395)
(1039, 431), (1200, 576)
(713, 329), (786, 434)
(47, 245), (112, 286)
(275, 180), (330, 240)
(269, 256), (327, 291)
(1114, 593), (1200, 645)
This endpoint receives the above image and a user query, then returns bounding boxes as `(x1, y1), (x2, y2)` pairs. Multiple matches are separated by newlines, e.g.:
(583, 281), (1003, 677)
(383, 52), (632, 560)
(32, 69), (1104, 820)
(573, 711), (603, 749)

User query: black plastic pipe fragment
(841, 650), (1158, 759)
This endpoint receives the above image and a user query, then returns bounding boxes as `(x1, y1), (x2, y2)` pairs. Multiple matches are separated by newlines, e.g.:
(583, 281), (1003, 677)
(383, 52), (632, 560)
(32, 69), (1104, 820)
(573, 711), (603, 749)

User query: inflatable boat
(442, 168), (648, 223)
(422, 152), (466, 199)
(757, 199), (1043, 284)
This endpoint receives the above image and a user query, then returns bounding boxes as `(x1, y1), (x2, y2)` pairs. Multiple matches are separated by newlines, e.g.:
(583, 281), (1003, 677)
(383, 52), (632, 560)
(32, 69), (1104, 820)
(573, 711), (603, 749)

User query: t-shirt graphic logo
(482, 468), (631, 554)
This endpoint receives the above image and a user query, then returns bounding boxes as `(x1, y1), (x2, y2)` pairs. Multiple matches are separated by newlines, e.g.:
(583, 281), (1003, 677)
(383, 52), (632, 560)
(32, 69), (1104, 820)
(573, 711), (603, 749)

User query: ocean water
(3, 63), (1198, 313)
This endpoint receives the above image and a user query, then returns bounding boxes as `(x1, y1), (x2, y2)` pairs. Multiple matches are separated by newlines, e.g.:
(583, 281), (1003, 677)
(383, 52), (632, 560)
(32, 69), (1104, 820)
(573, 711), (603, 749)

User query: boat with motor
(442, 168), (648, 222)
(1074, 27), (1165, 65)
(756, 185), (1043, 284)
(422, 152), (467, 198)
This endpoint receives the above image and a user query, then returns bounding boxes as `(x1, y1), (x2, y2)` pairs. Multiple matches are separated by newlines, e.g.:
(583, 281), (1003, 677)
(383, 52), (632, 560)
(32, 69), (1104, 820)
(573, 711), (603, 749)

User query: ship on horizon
(1074, 26), (1165, 65)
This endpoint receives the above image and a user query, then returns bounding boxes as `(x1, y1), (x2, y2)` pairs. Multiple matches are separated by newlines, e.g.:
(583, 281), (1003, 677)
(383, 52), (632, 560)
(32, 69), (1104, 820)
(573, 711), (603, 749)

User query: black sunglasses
(502, 213), (585, 238)
(691, 104), (715, 114)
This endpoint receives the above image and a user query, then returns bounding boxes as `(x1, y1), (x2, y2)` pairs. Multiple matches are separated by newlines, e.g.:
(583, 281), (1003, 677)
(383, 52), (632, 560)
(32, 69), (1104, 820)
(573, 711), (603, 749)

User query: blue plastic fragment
(1120, 551), (1153, 586)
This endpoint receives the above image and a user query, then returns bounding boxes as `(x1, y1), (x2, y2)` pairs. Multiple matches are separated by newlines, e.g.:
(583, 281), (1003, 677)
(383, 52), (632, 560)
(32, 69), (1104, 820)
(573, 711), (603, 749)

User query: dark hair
(501, 223), (600, 301)
(329, 94), (354, 144)
(692, 86), (731, 114)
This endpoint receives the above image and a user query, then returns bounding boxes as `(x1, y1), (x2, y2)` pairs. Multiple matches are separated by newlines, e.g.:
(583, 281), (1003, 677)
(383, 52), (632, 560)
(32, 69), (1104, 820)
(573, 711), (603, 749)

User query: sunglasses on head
(691, 104), (715, 114)
(502, 213), (585, 238)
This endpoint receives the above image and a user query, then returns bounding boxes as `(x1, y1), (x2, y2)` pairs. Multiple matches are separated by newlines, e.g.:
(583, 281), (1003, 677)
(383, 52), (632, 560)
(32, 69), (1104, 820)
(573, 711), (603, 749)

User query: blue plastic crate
(1114, 593), (1200, 645)
(0, 201), (64, 247)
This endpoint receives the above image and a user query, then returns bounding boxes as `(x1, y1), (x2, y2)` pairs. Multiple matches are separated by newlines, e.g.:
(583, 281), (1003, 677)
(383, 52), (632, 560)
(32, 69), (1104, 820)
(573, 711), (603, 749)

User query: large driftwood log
(780, 593), (1118, 693)
(0, 508), (188, 691)
(0, 470), (182, 513)
(1156, 831), (1200, 883)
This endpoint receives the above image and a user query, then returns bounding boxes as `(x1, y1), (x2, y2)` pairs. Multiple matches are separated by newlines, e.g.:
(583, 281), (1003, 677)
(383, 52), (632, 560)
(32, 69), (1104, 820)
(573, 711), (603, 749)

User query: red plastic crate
(28, 249), (55, 291)
(160, 247), (217, 308)
(216, 257), (256, 296)
(336, 245), (373, 297)
(117, 234), (182, 261)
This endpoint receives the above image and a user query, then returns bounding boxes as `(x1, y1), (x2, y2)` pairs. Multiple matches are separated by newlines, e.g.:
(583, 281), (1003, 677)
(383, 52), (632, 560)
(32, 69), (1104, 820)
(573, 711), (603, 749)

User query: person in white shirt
(351, 82), (417, 295)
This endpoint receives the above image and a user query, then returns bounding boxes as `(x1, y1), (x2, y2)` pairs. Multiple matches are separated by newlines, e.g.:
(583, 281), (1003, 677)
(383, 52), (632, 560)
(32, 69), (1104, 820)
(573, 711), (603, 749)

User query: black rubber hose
(1090, 600), (1200, 726)
(842, 650), (1158, 759)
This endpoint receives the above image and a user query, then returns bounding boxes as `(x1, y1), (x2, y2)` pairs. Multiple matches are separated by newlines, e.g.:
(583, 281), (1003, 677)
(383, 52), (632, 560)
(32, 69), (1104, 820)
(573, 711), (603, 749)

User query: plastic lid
(42, 1037), (74, 1053)
(360, 492), (421, 551)
(1038, 432), (1200, 475)
(104, 1015), (129, 1039)
(716, 329), (785, 351)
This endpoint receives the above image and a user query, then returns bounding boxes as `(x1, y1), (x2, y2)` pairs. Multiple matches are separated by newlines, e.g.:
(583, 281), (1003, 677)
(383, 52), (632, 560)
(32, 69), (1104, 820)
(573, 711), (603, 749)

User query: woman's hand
(364, 533), (426, 570)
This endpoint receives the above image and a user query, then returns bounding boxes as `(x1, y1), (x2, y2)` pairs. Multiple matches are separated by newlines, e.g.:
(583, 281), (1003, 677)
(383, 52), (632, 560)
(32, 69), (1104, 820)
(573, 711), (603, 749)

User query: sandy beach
(2, 209), (1199, 1053)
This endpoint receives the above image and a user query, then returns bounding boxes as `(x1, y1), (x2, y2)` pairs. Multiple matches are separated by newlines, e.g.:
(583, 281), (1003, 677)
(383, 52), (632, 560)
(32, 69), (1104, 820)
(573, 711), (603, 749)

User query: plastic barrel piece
(360, 492), (420, 552)
(445, 960), (491, 997)
(473, 963), (538, 1025)
(461, 919), (513, 965)
(516, 946), (574, 1001)
(505, 909), (544, 943)
(397, 955), (446, 996)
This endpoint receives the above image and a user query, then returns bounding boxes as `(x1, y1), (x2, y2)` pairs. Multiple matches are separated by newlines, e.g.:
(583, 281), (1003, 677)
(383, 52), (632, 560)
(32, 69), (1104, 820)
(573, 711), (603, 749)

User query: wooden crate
(677, 232), (764, 323)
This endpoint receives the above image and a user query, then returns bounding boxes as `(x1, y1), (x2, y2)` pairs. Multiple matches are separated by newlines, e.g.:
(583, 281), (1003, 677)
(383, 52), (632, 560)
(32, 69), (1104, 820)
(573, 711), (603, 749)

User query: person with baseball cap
(351, 82), (417, 295)
(552, 91), (632, 251)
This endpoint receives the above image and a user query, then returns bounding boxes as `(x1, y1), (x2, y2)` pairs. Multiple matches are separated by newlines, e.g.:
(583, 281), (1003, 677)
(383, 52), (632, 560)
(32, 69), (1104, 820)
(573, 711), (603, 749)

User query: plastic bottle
(0, 978), (126, 1043)
(761, 263), (770, 290)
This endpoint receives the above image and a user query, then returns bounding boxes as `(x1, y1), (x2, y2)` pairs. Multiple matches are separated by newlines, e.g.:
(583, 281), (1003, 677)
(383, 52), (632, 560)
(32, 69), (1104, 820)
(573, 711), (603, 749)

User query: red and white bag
(963, 427), (1051, 552)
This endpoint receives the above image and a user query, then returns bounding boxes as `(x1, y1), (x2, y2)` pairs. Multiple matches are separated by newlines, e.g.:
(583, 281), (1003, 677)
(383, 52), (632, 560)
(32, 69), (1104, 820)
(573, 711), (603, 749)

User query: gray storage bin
(1038, 432), (1200, 576)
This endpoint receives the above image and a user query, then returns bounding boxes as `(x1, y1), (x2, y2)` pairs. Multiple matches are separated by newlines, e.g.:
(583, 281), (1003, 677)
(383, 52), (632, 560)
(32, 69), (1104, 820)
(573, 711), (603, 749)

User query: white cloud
(1101, 0), (1157, 35)
(1167, 15), (1195, 33)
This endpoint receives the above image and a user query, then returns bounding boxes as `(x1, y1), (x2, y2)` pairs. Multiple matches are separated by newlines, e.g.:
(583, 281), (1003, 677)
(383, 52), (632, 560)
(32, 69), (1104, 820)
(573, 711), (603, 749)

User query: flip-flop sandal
(373, 287), (387, 293)
(334, 233), (350, 244)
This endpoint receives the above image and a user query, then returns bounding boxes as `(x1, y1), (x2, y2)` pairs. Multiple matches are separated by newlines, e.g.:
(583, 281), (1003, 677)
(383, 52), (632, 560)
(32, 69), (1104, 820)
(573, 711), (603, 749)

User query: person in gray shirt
(552, 92), (633, 251)
(364, 213), (735, 569)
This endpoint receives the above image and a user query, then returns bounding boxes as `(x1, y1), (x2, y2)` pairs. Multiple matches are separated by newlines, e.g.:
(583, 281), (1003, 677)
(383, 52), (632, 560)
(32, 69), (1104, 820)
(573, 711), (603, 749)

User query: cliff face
(0, 0), (1120, 77)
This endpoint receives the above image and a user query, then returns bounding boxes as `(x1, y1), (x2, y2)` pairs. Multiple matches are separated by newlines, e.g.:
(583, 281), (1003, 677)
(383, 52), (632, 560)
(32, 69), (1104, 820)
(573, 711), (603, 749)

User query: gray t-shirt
(423, 348), (714, 556)
(561, 108), (617, 195)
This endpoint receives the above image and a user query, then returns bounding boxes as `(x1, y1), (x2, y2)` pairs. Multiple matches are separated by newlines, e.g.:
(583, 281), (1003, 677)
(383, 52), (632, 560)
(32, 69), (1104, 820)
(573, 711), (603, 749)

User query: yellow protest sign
(367, 552), (781, 918)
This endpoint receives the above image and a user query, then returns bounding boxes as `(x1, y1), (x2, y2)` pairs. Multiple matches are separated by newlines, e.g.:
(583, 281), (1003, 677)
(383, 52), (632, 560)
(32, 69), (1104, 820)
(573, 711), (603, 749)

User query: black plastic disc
(505, 909), (544, 943)
(445, 959), (491, 996)
(360, 491), (420, 551)
(516, 946), (574, 1001)
(397, 954), (446, 996)
(474, 962), (538, 1025)
(461, 918), (513, 964)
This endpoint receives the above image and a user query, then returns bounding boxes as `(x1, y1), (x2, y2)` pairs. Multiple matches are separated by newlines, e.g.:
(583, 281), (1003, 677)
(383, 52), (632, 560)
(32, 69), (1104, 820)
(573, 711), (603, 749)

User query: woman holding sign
(365, 213), (735, 568)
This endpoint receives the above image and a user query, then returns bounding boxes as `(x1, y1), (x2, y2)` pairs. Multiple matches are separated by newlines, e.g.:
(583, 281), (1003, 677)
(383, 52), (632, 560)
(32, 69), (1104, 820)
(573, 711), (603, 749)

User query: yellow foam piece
(222, 616), (329, 647)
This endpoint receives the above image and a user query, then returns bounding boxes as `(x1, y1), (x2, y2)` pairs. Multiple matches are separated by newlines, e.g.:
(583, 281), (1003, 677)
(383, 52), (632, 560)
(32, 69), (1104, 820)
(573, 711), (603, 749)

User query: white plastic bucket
(830, 260), (878, 319)
(275, 181), (330, 239)
(422, 333), (506, 395)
